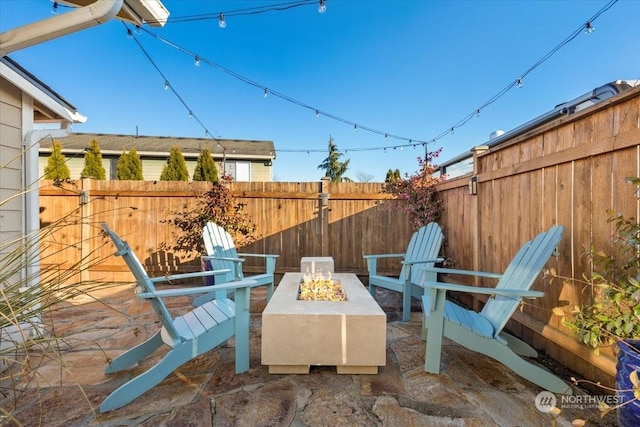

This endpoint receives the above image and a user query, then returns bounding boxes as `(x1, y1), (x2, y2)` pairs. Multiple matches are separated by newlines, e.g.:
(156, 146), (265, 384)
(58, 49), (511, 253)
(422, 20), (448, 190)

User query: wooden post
(470, 145), (488, 311)
(80, 178), (91, 283)
(320, 177), (330, 256)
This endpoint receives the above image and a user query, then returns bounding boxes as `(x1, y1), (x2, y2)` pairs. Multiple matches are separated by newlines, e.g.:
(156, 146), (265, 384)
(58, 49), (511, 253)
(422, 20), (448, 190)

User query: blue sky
(1, 0), (638, 182)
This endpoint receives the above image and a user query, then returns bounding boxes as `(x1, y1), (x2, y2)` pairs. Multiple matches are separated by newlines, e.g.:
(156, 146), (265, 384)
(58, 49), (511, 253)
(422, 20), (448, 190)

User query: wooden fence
(38, 178), (413, 283)
(38, 85), (639, 385)
(435, 85), (640, 384)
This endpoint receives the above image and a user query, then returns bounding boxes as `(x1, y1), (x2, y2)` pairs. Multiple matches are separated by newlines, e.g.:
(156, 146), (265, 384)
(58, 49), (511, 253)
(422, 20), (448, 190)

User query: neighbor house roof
(47, 132), (276, 161)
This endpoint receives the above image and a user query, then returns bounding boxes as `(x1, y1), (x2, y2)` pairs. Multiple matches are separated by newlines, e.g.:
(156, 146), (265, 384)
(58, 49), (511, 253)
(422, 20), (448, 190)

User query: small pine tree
(192, 148), (218, 182)
(44, 140), (71, 180)
(317, 136), (351, 182)
(385, 169), (402, 183)
(116, 149), (143, 180)
(160, 145), (189, 181)
(81, 139), (106, 179)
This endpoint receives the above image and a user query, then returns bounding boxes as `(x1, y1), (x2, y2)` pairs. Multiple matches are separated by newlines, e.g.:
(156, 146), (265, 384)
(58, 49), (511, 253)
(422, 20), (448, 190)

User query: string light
(194, 55), (200, 66)
(51, 1), (59, 14)
(218, 13), (227, 28)
(188, 110), (193, 118)
(585, 21), (595, 34)
(263, 88), (269, 98)
(126, 28), (133, 39)
(318, 0), (327, 14)
(134, 26), (142, 35)
(127, 0), (618, 155)
(163, 80), (169, 90)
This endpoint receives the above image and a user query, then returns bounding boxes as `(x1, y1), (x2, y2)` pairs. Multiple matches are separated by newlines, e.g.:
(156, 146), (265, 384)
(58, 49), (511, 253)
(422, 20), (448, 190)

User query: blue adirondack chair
(99, 224), (261, 412)
(420, 225), (572, 395)
(196, 222), (278, 306)
(364, 223), (444, 321)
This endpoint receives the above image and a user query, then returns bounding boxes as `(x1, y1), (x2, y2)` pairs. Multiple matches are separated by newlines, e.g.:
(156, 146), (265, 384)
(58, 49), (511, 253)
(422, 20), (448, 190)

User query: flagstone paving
(1, 285), (614, 426)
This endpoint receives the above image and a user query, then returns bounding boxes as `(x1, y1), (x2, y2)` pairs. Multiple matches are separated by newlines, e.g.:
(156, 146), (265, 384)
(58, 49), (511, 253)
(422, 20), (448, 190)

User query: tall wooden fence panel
(435, 86), (640, 384)
(38, 179), (412, 284)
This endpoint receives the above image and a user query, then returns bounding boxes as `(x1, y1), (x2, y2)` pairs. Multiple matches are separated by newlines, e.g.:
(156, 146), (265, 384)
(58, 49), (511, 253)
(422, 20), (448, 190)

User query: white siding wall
(0, 77), (24, 289)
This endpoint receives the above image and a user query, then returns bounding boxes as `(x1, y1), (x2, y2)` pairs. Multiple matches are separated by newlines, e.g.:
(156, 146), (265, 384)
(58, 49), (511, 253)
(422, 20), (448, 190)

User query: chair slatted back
(403, 223), (444, 284)
(102, 224), (182, 342)
(481, 225), (564, 337)
(202, 222), (239, 283)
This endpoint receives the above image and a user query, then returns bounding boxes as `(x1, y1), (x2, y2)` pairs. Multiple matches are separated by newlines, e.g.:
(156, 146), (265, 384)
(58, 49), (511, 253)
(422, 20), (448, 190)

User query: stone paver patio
(1, 284), (613, 426)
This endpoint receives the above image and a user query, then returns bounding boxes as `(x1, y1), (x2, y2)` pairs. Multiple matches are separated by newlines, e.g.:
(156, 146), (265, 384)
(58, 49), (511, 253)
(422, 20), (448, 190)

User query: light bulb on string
(126, 28), (133, 39)
(451, 127), (455, 134)
(517, 78), (523, 89)
(585, 22), (595, 34)
(218, 13), (227, 28)
(318, 0), (326, 14)
(194, 55), (200, 66)
(205, 130), (209, 137)
(164, 80), (169, 90)
(354, 124), (358, 132)
(315, 110), (320, 118)
(476, 109), (480, 117)
(384, 133), (388, 140)
(263, 88), (268, 98)
(134, 26), (141, 35)
(188, 111), (193, 118)
(51, 1), (59, 15)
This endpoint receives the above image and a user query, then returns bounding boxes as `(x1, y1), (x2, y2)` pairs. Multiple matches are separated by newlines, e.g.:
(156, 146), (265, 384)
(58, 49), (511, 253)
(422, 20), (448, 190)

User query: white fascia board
(123, 0), (170, 27)
(0, 61), (87, 124)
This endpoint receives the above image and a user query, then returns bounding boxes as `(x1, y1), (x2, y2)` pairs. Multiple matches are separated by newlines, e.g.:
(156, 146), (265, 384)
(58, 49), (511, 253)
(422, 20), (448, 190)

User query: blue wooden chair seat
(364, 223), (444, 321)
(419, 225), (572, 395)
(99, 224), (260, 412)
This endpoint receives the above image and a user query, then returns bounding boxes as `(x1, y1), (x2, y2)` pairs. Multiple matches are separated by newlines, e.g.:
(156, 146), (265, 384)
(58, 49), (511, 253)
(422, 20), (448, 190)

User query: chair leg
(499, 332), (538, 358)
(100, 344), (192, 412)
(233, 287), (251, 373)
(446, 324), (572, 395)
(105, 331), (163, 374)
(402, 280), (412, 322)
(422, 291), (446, 374)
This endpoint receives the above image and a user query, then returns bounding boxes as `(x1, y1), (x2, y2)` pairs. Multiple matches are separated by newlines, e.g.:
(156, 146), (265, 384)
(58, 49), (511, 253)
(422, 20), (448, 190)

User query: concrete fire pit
(261, 272), (386, 374)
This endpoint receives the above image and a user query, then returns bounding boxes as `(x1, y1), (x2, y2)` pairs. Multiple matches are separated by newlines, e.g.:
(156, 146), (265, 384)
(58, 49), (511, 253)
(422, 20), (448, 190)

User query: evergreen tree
(116, 148), (143, 180)
(317, 136), (351, 182)
(160, 145), (189, 181)
(44, 140), (71, 180)
(192, 148), (218, 182)
(81, 139), (106, 179)
(385, 168), (402, 183)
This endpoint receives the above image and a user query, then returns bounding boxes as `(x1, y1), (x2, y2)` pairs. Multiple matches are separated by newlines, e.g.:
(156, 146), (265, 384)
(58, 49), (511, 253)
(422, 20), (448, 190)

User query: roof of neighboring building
(45, 132), (276, 161)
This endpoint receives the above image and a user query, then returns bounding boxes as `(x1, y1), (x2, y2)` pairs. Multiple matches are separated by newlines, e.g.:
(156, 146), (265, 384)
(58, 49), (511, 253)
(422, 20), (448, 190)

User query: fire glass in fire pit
(298, 271), (347, 301)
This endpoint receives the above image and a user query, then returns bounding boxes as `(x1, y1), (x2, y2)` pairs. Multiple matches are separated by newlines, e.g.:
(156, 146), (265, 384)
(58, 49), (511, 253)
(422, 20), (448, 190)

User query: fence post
(320, 177), (330, 256)
(80, 178), (91, 283)
(470, 145), (488, 311)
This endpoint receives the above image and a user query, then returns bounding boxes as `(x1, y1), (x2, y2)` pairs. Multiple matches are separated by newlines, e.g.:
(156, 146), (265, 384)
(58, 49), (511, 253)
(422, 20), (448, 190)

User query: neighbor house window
(224, 161), (250, 181)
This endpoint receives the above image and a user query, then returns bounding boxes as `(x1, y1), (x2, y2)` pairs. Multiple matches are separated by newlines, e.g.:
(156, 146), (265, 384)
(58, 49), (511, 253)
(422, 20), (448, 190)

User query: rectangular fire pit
(261, 272), (386, 374)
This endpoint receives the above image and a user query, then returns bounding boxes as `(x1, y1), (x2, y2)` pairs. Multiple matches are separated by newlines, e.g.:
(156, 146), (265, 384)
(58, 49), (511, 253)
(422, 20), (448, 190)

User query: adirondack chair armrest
(237, 253), (279, 259)
(420, 280), (544, 299)
(363, 253), (406, 260)
(421, 267), (503, 280)
(137, 278), (260, 299)
(401, 258), (444, 266)
(148, 269), (232, 284)
(202, 255), (245, 263)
